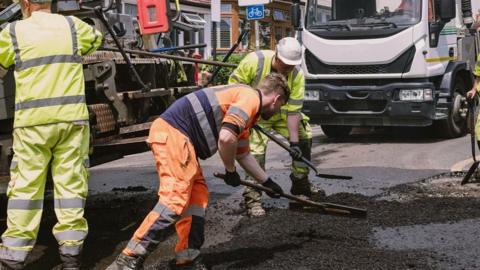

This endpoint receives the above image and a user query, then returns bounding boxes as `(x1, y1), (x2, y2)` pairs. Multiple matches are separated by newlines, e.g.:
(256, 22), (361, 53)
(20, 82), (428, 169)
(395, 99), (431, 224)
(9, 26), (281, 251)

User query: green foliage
(201, 53), (246, 85)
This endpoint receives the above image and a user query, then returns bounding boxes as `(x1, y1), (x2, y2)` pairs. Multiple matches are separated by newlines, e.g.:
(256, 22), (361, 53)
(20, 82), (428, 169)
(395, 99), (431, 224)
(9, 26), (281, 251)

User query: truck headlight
(399, 89), (433, 101)
(305, 90), (320, 101)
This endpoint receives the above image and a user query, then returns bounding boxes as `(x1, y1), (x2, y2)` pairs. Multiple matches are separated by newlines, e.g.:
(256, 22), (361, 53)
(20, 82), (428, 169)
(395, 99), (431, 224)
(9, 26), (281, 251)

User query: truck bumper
(303, 82), (437, 127)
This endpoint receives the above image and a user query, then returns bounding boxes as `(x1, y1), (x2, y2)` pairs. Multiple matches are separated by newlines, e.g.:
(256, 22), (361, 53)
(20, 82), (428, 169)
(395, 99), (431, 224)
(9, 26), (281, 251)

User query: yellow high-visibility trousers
(244, 112), (313, 205)
(0, 122), (89, 262)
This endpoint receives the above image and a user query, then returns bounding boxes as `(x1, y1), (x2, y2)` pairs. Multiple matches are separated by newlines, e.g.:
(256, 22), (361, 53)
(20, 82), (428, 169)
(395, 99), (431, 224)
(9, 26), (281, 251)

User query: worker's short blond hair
(257, 73), (290, 101)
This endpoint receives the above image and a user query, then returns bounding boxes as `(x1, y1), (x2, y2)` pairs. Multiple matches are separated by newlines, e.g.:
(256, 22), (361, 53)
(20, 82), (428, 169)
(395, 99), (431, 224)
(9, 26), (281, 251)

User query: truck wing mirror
(438, 0), (456, 22)
(291, 2), (302, 31)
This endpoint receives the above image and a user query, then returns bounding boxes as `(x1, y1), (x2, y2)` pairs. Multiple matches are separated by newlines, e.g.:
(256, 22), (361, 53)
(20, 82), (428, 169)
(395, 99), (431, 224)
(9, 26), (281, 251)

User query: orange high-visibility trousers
(123, 118), (208, 263)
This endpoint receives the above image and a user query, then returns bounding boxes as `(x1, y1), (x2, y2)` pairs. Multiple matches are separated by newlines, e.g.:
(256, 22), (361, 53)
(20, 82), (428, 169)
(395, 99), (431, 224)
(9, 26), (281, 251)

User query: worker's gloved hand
(289, 142), (303, 160)
(262, 178), (283, 198)
(467, 88), (477, 100)
(223, 169), (241, 187)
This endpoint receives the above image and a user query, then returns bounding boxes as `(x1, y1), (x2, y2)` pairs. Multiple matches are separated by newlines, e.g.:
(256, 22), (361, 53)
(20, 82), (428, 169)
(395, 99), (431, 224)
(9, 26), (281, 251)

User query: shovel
(462, 97), (479, 185)
(253, 125), (352, 180)
(214, 173), (366, 218)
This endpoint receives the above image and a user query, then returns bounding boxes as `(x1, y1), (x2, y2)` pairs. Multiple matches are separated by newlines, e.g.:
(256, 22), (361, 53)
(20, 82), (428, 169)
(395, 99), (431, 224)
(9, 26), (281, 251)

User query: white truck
(291, 0), (479, 138)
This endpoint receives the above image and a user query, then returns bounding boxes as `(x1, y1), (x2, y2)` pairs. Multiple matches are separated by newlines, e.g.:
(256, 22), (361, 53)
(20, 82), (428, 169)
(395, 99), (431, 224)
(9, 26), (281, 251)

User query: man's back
(0, 11), (102, 128)
(159, 84), (261, 160)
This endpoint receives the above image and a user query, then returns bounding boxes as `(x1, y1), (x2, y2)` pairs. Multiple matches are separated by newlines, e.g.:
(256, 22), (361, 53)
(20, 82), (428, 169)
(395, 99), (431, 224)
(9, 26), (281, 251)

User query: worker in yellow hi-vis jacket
(0, 0), (102, 269)
(229, 37), (324, 217)
(467, 56), (480, 142)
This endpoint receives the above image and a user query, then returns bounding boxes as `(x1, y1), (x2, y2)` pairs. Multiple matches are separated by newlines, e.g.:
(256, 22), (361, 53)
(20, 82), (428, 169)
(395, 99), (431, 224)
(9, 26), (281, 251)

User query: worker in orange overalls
(107, 73), (290, 270)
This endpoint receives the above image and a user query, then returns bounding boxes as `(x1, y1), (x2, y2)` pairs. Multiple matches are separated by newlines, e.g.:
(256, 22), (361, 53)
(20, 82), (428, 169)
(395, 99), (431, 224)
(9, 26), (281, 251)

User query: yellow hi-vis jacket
(475, 56), (480, 91)
(475, 57), (480, 76)
(228, 50), (305, 114)
(0, 11), (103, 128)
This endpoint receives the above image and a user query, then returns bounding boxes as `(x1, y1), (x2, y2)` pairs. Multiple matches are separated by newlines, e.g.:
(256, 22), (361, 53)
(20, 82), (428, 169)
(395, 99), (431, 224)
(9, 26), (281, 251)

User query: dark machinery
(0, 0), (234, 178)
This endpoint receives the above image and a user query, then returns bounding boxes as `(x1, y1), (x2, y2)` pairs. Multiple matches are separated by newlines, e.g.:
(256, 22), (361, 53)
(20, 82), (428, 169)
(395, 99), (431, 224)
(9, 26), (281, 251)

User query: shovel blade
(461, 161), (480, 185)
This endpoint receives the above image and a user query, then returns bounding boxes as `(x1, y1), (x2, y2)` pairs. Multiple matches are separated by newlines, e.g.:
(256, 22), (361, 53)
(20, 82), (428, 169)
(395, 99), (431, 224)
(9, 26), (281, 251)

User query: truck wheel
(436, 79), (467, 138)
(320, 125), (352, 138)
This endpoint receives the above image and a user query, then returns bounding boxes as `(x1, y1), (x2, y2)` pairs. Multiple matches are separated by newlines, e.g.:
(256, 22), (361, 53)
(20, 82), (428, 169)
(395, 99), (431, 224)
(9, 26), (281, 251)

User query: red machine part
(137, 0), (170, 34)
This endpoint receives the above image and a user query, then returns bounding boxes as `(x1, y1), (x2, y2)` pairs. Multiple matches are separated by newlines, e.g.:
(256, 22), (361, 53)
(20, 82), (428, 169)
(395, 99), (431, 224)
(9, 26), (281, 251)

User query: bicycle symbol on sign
(247, 5), (264, 20)
(249, 7), (263, 18)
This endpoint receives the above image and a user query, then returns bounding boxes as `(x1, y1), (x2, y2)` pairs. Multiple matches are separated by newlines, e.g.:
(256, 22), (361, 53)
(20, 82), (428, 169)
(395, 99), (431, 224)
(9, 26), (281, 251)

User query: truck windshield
(306, 0), (422, 30)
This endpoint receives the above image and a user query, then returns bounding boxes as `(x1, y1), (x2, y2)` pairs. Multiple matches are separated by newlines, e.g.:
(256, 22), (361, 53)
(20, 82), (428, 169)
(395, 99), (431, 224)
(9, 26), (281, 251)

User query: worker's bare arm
(218, 127), (238, 172)
(236, 153), (268, 183)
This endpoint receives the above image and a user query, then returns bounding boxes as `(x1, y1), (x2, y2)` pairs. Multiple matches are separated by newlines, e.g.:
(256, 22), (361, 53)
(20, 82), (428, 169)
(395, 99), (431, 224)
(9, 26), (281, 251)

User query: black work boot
(290, 174), (326, 199)
(169, 256), (208, 270)
(106, 253), (144, 270)
(60, 254), (81, 270)
(0, 259), (24, 270)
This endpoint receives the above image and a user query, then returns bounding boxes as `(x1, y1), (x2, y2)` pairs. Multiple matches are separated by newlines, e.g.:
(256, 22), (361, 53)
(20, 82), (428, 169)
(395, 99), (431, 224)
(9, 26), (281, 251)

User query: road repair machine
(294, 0), (479, 138)
(0, 0), (234, 179)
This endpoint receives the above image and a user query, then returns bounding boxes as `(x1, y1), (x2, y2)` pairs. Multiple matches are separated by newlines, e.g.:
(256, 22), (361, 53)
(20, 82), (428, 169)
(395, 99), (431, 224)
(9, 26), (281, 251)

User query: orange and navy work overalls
(122, 84), (261, 264)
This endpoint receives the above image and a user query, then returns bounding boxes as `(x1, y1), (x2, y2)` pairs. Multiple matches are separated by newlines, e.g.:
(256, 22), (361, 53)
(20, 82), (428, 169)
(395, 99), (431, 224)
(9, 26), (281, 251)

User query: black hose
(461, 0), (474, 26)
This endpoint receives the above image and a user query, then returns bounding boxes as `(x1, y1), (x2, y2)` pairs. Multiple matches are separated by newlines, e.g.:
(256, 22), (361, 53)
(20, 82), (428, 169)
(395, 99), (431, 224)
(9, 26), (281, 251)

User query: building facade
(216, 0), (301, 53)
(121, 1), (307, 58)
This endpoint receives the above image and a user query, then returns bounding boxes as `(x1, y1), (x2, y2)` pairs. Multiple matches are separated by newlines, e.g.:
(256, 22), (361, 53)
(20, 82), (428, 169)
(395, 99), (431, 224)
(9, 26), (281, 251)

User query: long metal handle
(240, 179), (366, 217)
(253, 125), (352, 180)
(150, 43), (207, 53)
(214, 174), (366, 218)
(100, 46), (237, 68)
(94, 7), (150, 92)
(206, 29), (250, 86)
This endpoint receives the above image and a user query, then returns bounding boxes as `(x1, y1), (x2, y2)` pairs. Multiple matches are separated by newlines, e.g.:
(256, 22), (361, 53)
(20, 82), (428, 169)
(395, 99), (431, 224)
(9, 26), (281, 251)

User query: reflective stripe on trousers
(124, 119), (208, 261)
(1, 122), (90, 261)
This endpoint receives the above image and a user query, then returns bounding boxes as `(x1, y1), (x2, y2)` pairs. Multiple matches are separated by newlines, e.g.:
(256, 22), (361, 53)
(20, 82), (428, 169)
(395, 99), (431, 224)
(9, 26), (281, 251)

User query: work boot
(243, 182), (265, 218)
(60, 254), (81, 270)
(290, 174), (326, 199)
(168, 255), (208, 270)
(0, 259), (24, 270)
(106, 253), (144, 270)
(246, 202), (266, 217)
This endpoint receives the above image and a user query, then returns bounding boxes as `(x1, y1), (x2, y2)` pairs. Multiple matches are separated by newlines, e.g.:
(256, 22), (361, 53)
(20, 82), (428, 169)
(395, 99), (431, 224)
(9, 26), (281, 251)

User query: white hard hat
(276, 37), (302, 66)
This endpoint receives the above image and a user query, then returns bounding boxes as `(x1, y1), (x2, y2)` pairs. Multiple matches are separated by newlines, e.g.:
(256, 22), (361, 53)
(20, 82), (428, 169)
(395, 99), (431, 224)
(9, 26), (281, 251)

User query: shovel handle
(253, 125), (352, 180)
(241, 179), (366, 218)
(216, 175), (366, 218)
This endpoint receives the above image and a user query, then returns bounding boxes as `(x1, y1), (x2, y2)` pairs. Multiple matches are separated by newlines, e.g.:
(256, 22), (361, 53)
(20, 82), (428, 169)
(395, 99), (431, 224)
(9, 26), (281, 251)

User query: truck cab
(298, 0), (478, 138)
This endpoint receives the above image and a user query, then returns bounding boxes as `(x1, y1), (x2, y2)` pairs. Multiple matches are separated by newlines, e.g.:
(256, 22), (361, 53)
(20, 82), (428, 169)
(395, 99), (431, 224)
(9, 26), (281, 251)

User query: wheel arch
(439, 61), (474, 95)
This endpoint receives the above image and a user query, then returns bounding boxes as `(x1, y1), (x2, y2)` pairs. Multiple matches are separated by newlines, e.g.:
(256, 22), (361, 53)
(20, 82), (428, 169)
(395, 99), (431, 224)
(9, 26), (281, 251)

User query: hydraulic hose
(172, 0), (181, 22)
(461, 0), (473, 27)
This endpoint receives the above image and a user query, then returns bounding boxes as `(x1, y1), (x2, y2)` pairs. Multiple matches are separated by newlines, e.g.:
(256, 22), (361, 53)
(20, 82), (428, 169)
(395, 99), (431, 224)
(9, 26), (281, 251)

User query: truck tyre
(436, 78), (467, 138)
(320, 125), (352, 138)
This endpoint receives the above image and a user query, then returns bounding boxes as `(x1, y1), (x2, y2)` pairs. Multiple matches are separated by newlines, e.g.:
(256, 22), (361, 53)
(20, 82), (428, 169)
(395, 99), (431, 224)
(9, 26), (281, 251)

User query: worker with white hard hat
(229, 37), (324, 217)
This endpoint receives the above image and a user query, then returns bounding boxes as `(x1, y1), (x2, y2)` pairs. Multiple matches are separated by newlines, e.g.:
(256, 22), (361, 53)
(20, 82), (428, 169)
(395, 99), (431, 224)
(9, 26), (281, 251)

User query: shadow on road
(314, 126), (458, 144)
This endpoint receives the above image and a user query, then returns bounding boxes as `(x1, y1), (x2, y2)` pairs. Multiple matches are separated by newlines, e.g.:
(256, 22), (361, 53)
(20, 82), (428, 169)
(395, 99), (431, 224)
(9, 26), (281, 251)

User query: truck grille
(327, 65), (390, 74)
(330, 100), (387, 113)
(305, 46), (415, 75)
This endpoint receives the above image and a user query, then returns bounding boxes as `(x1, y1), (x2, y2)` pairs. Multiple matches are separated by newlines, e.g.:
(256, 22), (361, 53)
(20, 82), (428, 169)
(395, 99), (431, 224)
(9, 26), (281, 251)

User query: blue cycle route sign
(246, 5), (265, 20)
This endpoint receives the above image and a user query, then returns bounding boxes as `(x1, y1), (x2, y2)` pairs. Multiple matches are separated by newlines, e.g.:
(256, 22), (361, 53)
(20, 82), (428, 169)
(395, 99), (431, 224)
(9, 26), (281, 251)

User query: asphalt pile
(1, 176), (480, 269)
(200, 189), (480, 269)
